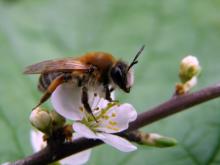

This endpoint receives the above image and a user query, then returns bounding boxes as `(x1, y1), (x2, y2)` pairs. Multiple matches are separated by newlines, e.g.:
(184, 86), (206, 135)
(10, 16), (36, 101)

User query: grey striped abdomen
(38, 72), (63, 92)
(38, 71), (100, 93)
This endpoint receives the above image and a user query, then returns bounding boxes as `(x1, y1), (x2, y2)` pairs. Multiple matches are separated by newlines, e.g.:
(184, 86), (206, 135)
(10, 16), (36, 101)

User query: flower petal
(73, 122), (97, 139)
(97, 133), (137, 152)
(30, 130), (46, 152)
(1, 162), (10, 165)
(97, 103), (137, 133)
(88, 86), (111, 111)
(60, 149), (91, 165)
(87, 85), (115, 110)
(30, 129), (91, 165)
(90, 96), (109, 112)
(60, 133), (92, 165)
(51, 83), (84, 121)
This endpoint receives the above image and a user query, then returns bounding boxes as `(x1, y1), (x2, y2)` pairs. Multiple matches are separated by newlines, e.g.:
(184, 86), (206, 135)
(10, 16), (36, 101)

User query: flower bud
(142, 133), (177, 148)
(29, 107), (51, 133)
(179, 55), (201, 83)
(148, 133), (178, 147)
(175, 77), (198, 95)
(49, 111), (66, 129)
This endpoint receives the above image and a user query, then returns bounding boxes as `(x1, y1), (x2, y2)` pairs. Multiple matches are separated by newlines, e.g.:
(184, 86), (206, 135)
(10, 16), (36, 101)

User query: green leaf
(0, 0), (220, 164)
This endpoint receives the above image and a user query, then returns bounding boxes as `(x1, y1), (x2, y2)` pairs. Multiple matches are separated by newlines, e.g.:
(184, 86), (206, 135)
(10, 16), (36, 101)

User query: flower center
(81, 101), (120, 132)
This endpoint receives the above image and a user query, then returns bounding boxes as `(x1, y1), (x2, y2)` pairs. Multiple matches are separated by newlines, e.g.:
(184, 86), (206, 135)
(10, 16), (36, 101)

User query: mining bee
(24, 45), (145, 120)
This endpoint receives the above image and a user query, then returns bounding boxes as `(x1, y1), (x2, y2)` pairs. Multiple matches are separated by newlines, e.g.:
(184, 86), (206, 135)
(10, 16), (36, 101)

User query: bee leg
(104, 85), (118, 103)
(110, 87), (115, 93)
(104, 85), (112, 101)
(109, 87), (115, 100)
(32, 75), (65, 110)
(81, 86), (98, 122)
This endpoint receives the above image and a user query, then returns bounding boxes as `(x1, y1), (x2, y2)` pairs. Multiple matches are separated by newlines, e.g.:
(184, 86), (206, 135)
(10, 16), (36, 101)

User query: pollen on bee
(79, 106), (84, 112)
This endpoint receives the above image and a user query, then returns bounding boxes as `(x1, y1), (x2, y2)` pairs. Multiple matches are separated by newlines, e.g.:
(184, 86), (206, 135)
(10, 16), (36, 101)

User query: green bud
(50, 110), (66, 129)
(29, 107), (51, 133)
(151, 134), (178, 147)
(142, 133), (178, 148)
(179, 55), (201, 83)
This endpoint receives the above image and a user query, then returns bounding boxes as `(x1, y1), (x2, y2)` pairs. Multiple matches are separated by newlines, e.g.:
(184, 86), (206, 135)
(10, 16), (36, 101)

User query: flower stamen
(111, 113), (116, 117)
(109, 120), (117, 126)
(106, 125), (119, 131)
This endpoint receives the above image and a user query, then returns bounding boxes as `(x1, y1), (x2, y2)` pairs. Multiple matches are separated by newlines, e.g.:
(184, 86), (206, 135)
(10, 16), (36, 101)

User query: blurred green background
(0, 0), (220, 164)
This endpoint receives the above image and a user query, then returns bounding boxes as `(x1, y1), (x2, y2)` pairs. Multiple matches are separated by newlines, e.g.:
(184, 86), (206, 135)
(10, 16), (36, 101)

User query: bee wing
(23, 58), (90, 74)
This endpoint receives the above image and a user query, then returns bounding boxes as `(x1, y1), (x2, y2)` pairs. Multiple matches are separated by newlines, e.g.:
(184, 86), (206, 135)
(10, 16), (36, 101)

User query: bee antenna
(127, 45), (145, 71)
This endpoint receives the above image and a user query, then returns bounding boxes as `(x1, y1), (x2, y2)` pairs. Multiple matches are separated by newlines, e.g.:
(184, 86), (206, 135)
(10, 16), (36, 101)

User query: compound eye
(111, 66), (124, 88)
(111, 62), (130, 92)
(114, 67), (123, 80)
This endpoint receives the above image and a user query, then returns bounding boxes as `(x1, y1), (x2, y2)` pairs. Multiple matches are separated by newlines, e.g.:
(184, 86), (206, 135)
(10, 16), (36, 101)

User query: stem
(128, 83), (220, 131)
(13, 83), (220, 165)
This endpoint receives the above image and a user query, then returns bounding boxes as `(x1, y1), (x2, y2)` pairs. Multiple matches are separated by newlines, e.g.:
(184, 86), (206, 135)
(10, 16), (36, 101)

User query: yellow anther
(106, 125), (119, 131)
(111, 113), (116, 117)
(103, 115), (109, 120)
(109, 120), (117, 126)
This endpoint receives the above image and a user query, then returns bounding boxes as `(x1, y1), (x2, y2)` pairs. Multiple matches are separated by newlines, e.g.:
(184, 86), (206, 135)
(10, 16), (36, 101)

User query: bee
(24, 45), (145, 120)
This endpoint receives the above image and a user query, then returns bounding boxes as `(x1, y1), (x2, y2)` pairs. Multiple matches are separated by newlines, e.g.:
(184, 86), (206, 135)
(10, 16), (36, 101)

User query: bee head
(110, 61), (133, 93)
(110, 45), (145, 93)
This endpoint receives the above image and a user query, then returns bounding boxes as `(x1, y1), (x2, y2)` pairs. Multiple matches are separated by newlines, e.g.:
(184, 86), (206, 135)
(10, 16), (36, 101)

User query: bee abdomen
(38, 72), (63, 92)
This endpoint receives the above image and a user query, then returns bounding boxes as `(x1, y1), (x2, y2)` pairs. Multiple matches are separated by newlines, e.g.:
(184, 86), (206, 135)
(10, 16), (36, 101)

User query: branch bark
(13, 83), (220, 165)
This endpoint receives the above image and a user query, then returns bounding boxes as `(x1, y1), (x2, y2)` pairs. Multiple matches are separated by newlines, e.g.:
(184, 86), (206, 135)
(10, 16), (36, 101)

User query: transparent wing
(24, 58), (90, 74)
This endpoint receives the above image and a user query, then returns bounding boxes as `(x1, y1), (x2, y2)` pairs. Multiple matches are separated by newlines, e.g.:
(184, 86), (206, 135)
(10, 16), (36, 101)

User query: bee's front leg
(81, 86), (97, 122)
(104, 85), (117, 102)
(104, 85), (112, 101)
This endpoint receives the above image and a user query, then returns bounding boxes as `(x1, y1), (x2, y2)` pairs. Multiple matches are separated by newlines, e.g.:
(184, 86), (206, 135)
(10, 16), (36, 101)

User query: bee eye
(111, 61), (130, 92)
(111, 65), (125, 89)
(114, 67), (123, 79)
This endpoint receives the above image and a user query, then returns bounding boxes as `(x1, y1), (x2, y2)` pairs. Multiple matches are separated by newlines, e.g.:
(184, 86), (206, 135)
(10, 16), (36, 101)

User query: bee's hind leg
(81, 86), (98, 122)
(33, 74), (65, 110)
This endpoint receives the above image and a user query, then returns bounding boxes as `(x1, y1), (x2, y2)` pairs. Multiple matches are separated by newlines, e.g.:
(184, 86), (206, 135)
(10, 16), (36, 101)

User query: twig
(13, 83), (220, 165)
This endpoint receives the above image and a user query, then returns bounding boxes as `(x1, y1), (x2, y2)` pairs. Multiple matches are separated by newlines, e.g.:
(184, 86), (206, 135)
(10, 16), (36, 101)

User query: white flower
(30, 130), (91, 165)
(1, 162), (10, 165)
(51, 84), (138, 152)
(51, 83), (112, 121)
(51, 84), (84, 121)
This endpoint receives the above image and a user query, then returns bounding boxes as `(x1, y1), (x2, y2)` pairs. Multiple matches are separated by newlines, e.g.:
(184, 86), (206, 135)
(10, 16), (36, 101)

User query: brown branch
(13, 83), (220, 165)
